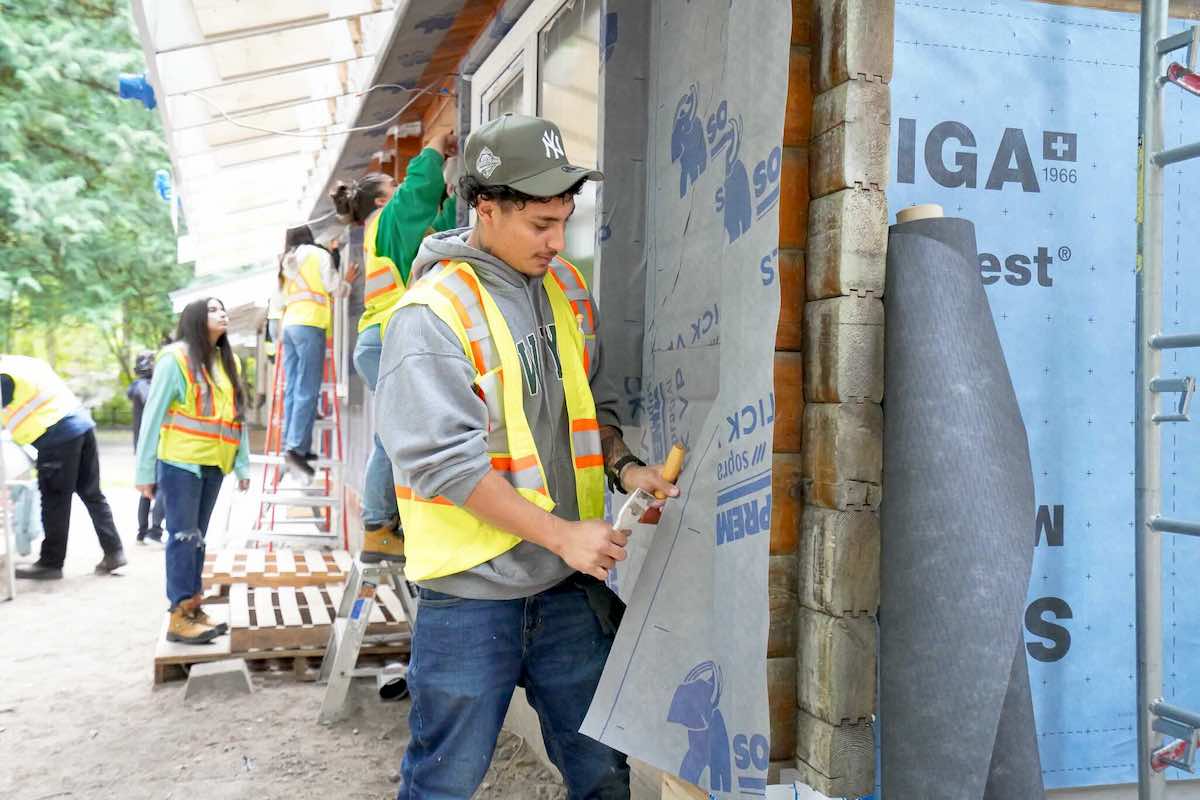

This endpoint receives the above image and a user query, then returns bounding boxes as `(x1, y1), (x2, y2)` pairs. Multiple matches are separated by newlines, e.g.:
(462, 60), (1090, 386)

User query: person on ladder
(278, 224), (341, 485)
(134, 298), (251, 644)
(329, 130), (458, 563)
(378, 114), (680, 798)
(2, 356), (126, 580)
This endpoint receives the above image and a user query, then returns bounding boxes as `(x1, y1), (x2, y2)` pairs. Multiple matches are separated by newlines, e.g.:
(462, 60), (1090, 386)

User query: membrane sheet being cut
(581, 1), (790, 796)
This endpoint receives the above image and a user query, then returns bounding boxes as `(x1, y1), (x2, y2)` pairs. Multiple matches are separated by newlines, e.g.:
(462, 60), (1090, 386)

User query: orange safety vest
(393, 257), (604, 581)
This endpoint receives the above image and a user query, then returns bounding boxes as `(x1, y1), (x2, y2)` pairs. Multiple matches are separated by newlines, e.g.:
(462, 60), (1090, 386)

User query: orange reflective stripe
(163, 412), (242, 446)
(570, 418), (603, 469)
(433, 282), (488, 373)
(365, 265), (399, 301)
(432, 267), (502, 375)
(394, 486), (455, 505)
(490, 454), (548, 493)
(491, 454), (539, 471)
(547, 259), (595, 374)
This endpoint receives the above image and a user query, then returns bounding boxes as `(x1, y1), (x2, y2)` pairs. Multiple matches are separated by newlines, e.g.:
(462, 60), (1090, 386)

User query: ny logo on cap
(542, 129), (565, 160)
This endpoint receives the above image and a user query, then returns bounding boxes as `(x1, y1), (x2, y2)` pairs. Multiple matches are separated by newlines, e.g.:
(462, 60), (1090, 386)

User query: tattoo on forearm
(599, 425), (631, 472)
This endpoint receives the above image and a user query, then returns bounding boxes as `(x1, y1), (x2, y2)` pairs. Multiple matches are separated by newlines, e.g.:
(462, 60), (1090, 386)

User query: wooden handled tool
(655, 444), (687, 499)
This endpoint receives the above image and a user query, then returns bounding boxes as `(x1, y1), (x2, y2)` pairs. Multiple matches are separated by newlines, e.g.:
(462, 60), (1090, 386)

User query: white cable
(300, 210), (336, 227)
(186, 82), (450, 139)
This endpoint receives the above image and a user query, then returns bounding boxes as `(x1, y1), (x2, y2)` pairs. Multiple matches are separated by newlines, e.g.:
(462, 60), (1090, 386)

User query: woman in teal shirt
(135, 298), (251, 644)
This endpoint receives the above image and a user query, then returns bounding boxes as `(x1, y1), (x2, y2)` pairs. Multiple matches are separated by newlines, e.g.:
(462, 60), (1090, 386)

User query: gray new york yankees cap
(464, 113), (603, 197)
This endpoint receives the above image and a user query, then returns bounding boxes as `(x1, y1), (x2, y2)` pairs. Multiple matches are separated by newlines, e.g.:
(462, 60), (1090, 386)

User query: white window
(471, 0), (602, 288)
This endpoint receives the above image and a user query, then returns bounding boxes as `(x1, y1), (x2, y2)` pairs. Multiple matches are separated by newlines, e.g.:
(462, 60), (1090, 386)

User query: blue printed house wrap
(582, 2), (790, 796)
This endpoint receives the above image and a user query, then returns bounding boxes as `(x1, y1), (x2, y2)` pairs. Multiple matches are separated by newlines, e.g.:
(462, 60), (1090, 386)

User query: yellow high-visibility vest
(282, 248), (332, 331)
(0, 355), (80, 446)
(394, 257), (604, 581)
(358, 210), (405, 333)
(157, 343), (243, 474)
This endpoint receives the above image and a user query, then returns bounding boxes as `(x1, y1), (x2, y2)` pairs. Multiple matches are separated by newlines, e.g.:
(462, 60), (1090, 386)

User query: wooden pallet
(152, 601), (410, 684)
(228, 582), (410, 652)
(201, 548), (352, 590)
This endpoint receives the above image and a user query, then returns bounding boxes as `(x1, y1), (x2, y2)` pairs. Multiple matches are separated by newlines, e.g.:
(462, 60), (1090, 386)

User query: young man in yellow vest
(377, 114), (678, 798)
(1, 356), (126, 580)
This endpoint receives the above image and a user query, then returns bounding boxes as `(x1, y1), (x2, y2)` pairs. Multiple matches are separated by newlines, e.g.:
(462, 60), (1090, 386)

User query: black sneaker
(15, 562), (63, 580)
(284, 450), (315, 485)
(145, 530), (164, 544)
(136, 532), (147, 545)
(94, 550), (128, 575)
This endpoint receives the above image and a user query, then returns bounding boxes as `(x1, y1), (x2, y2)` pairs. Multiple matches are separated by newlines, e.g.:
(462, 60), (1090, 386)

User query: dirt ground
(0, 429), (565, 800)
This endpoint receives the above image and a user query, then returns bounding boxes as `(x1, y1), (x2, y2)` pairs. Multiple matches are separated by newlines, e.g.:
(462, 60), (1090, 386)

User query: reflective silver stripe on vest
(365, 269), (397, 297)
(442, 269), (501, 372)
(189, 362), (215, 417)
(478, 370), (508, 453)
(492, 459), (544, 492)
(440, 271), (488, 329)
(507, 463), (543, 491)
(286, 290), (330, 306)
(288, 267), (330, 306)
(572, 429), (602, 461)
(164, 412), (241, 441)
(3, 390), (55, 432)
(548, 260), (596, 368)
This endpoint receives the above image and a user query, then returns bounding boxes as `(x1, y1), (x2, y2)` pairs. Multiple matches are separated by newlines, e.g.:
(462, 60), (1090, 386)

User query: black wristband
(607, 454), (646, 493)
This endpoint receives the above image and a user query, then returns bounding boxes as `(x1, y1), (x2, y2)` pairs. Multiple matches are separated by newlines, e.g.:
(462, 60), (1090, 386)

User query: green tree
(0, 0), (190, 380)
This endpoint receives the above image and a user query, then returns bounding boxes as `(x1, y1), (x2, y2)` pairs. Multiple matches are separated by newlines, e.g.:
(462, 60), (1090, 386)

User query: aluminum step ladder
(1134, 9), (1200, 798)
(0, 435), (14, 602)
(246, 298), (350, 550)
(317, 557), (418, 724)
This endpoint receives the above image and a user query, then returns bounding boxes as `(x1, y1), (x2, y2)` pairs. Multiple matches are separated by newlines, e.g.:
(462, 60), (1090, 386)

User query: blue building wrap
(889, 0), (1200, 789)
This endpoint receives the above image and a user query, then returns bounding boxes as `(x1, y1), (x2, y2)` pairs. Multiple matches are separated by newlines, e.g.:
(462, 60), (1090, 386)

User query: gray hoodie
(375, 229), (620, 600)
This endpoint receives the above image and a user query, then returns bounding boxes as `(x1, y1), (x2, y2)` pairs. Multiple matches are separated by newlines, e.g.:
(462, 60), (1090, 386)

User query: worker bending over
(379, 114), (678, 798)
(2, 355), (126, 580)
(330, 130), (458, 562)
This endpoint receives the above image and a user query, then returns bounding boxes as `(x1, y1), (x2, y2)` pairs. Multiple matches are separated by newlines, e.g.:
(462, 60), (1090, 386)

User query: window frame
(469, 0), (603, 290)
(470, 0), (571, 129)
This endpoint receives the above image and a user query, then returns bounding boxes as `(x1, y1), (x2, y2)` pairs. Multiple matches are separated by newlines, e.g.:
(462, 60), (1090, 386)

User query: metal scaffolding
(1135, 1), (1200, 796)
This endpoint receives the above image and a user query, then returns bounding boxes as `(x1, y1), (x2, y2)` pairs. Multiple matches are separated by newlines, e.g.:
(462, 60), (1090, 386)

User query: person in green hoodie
(330, 130), (458, 562)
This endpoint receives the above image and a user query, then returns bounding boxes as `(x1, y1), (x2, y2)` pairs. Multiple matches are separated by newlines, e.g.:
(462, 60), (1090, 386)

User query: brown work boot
(360, 519), (404, 564)
(186, 594), (228, 635)
(166, 605), (220, 644)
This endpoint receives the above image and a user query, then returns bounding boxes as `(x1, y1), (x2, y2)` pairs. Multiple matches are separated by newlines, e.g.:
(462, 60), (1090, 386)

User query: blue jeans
(352, 324), (397, 528)
(399, 580), (629, 800)
(160, 462), (224, 607)
(282, 324), (326, 453)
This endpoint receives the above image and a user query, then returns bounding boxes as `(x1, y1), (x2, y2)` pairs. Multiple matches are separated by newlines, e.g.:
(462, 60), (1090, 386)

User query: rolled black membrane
(880, 216), (1043, 799)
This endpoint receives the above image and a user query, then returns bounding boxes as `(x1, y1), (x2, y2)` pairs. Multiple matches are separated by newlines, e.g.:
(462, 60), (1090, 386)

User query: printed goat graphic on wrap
(667, 661), (732, 792)
(671, 84), (707, 198)
(716, 114), (751, 243)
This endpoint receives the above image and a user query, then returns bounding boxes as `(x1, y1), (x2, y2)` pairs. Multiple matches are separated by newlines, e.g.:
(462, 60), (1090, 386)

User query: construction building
(112, 0), (1200, 797)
